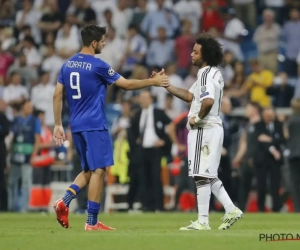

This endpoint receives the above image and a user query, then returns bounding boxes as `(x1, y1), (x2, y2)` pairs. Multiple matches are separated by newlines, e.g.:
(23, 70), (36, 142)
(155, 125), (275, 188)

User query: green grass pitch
(0, 213), (299, 250)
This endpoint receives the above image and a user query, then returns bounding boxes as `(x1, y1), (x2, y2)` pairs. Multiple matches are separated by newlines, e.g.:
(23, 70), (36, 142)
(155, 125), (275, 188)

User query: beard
(94, 48), (101, 54)
(192, 59), (204, 67)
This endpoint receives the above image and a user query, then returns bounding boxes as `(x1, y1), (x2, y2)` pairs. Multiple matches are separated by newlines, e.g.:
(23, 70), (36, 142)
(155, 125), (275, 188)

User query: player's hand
(258, 134), (272, 142)
(153, 74), (170, 87)
(189, 117), (196, 126)
(151, 68), (165, 78)
(221, 147), (227, 156)
(53, 125), (66, 146)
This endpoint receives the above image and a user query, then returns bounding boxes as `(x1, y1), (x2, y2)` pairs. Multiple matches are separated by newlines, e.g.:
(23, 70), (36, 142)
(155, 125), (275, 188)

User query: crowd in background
(0, 0), (300, 213)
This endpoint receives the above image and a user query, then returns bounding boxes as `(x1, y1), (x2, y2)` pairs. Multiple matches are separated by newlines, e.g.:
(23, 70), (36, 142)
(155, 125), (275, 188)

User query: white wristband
(195, 116), (201, 124)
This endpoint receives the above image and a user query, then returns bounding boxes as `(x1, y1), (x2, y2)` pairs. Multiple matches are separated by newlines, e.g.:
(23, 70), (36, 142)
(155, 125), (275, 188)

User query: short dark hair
(248, 101), (262, 113)
(81, 25), (107, 47)
(33, 109), (45, 117)
(196, 33), (223, 67)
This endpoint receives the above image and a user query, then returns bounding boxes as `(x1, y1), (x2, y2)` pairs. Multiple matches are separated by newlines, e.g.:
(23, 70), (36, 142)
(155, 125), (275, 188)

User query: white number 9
(70, 72), (81, 99)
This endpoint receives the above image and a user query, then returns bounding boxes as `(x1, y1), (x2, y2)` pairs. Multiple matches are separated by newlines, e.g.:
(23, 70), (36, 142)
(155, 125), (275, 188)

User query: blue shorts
(72, 130), (114, 171)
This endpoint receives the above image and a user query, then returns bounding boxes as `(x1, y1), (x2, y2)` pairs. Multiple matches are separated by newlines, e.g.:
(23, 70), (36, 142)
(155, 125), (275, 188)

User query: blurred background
(0, 0), (300, 214)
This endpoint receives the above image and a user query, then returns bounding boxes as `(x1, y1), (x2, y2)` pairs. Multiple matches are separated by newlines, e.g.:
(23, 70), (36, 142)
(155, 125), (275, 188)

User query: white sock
(195, 179), (211, 225)
(210, 178), (235, 214)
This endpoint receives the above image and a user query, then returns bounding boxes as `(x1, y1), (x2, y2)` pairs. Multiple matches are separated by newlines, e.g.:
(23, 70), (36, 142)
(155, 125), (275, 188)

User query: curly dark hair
(196, 33), (223, 67)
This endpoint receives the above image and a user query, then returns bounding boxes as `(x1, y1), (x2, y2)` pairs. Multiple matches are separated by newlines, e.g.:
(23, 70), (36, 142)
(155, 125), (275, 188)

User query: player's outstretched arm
(151, 70), (193, 103)
(114, 75), (169, 90)
(165, 85), (194, 103)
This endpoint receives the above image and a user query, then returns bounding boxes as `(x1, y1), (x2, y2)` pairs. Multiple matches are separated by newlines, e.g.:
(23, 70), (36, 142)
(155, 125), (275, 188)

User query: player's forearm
(53, 92), (63, 126)
(124, 78), (157, 90)
(165, 85), (193, 102)
(198, 100), (213, 119)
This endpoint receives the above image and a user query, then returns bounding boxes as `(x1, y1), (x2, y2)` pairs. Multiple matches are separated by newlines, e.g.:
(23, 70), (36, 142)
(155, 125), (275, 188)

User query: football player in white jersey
(152, 33), (243, 230)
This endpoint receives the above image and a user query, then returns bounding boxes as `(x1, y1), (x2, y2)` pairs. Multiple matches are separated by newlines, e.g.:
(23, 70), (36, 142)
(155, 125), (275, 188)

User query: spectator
(129, 90), (172, 212)
(253, 9), (281, 74)
(131, 0), (148, 31)
(226, 61), (247, 107)
(167, 105), (194, 210)
(281, 8), (300, 77)
(41, 44), (64, 85)
(90, 0), (116, 24)
(0, 41), (14, 85)
(164, 93), (180, 120)
(96, 27), (125, 71)
(8, 100), (41, 212)
(0, 0), (14, 27)
(0, 26), (16, 51)
(287, 98), (300, 212)
(230, 59), (274, 108)
(7, 53), (38, 89)
(232, 0), (256, 29)
(264, 0), (286, 25)
(146, 27), (175, 68)
(266, 72), (295, 107)
(3, 71), (29, 121)
(219, 51), (235, 86)
(30, 109), (55, 212)
(18, 35), (42, 68)
(255, 107), (285, 212)
(101, 9), (114, 31)
(141, 0), (180, 40)
(201, 0), (225, 32)
(15, 0), (41, 44)
(174, 0), (203, 35)
(120, 24), (147, 78)
(232, 102), (262, 211)
(111, 100), (131, 139)
(112, 0), (133, 39)
(183, 65), (198, 90)
(31, 71), (55, 127)
(37, 0), (62, 43)
(54, 23), (80, 59)
(221, 7), (245, 61)
(67, 0), (97, 27)
(175, 20), (194, 79)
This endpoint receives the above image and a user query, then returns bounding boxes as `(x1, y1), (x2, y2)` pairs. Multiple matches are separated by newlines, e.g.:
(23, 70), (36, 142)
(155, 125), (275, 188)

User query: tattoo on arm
(165, 85), (193, 102)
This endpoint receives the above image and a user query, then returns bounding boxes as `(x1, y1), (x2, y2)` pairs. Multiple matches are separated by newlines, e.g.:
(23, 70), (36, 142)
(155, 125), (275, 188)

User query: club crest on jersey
(201, 86), (206, 93)
(108, 67), (115, 76)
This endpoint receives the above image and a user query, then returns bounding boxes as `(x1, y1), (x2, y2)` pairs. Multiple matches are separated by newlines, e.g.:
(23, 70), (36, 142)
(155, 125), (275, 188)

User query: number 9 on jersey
(70, 72), (81, 99)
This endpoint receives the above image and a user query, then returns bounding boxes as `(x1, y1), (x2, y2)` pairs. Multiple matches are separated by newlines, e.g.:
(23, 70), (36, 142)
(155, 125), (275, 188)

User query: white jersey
(187, 66), (224, 129)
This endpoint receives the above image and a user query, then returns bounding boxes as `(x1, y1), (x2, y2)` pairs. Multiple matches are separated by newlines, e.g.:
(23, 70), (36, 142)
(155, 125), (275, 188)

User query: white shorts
(188, 125), (223, 178)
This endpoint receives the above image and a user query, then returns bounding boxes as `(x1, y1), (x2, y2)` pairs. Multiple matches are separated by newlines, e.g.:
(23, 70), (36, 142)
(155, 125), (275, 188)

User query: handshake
(150, 68), (170, 88)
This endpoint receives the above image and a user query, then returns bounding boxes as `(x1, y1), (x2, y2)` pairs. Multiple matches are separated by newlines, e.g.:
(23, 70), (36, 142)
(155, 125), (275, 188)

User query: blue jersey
(58, 53), (121, 132)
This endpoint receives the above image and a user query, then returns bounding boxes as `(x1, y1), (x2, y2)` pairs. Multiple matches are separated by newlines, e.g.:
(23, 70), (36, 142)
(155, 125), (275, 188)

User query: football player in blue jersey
(52, 24), (169, 231)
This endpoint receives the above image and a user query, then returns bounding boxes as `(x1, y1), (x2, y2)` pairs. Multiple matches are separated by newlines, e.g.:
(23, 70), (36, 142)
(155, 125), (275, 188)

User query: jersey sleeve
(95, 60), (121, 85)
(57, 64), (65, 85)
(199, 76), (215, 101)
